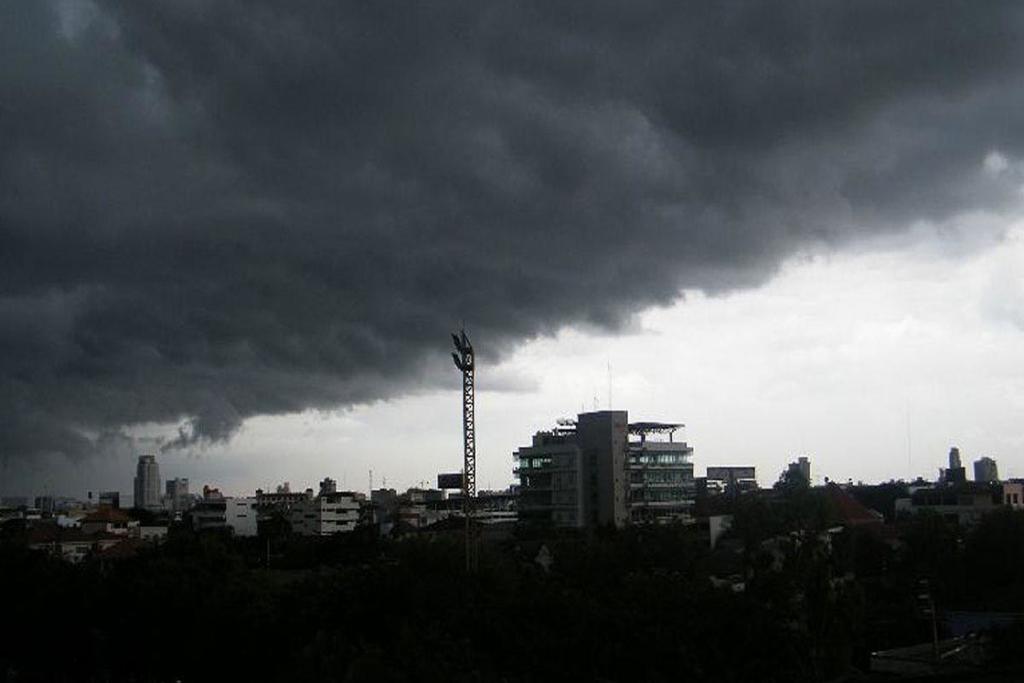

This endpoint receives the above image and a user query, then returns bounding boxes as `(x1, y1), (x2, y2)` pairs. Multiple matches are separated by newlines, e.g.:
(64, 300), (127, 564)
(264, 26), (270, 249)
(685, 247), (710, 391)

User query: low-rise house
(27, 525), (123, 563)
(895, 482), (1003, 526)
(79, 507), (137, 536)
(825, 484), (885, 527)
(135, 526), (169, 543)
(1002, 482), (1023, 509)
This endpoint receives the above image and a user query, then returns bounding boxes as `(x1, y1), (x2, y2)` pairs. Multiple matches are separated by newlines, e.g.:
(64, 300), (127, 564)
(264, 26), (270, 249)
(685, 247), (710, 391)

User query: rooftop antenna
(452, 327), (477, 571)
(607, 360), (612, 410)
(905, 400), (912, 477)
(368, 469), (373, 494)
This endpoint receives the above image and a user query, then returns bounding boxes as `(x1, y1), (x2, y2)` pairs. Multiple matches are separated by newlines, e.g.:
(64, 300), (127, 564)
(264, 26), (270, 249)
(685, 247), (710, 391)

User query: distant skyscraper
(165, 478), (190, 511)
(133, 455), (161, 510)
(944, 446), (966, 484)
(786, 456), (811, 485)
(974, 457), (999, 483)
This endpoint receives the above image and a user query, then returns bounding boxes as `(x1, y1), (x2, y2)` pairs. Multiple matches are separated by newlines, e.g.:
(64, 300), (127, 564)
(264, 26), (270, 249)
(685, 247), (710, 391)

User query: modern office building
(973, 457), (999, 483)
(165, 478), (190, 512)
(626, 421), (696, 524)
(578, 411), (631, 527)
(949, 446), (963, 469)
(133, 455), (162, 510)
(98, 491), (120, 509)
(514, 411), (695, 528)
(942, 447), (967, 484)
(515, 424), (584, 527)
(785, 456), (811, 485)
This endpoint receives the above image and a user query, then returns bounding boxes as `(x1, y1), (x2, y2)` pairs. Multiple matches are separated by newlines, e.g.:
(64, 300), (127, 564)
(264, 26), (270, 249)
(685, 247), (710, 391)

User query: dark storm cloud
(4, 0), (1024, 461)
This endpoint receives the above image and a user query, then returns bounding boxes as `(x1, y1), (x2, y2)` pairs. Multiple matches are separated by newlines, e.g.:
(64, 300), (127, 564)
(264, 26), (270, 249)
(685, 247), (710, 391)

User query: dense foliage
(2, 503), (1023, 682)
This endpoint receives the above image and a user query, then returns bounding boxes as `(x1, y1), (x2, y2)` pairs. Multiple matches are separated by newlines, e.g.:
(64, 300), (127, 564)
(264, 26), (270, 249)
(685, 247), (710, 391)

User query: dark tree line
(2, 503), (1023, 681)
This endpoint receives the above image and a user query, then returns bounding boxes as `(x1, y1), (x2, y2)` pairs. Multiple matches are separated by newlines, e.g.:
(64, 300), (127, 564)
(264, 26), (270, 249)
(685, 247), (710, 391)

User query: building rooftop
(26, 526), (123, 544)
(81, 508), (131, 524)
(628, 422), (684, 435)
(825, 484), (884, 526)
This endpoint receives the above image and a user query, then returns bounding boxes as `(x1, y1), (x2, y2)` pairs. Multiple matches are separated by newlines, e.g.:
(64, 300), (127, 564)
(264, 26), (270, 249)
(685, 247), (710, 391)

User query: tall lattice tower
(451, 329), (476, 499)
(451, 329), (476, 570)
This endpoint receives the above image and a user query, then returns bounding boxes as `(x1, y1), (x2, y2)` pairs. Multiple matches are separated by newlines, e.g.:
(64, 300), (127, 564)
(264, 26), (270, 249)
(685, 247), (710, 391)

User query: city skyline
(3, 2), (1024, 500)
(6, 4), (1024, 680)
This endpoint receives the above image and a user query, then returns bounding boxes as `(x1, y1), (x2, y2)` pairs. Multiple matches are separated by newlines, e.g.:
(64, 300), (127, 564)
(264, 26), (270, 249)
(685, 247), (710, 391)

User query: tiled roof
(27, 526), (122, 544)
(826, 484), (884, 526)
(81, 507), (132, 524)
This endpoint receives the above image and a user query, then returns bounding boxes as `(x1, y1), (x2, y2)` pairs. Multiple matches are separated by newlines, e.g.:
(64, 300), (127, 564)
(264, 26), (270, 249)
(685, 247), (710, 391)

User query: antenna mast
(607, 360), (612, 410)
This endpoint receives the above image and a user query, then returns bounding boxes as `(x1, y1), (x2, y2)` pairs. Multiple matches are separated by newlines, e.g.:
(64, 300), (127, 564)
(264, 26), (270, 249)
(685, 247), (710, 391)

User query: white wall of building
(225, 497), (258, 537)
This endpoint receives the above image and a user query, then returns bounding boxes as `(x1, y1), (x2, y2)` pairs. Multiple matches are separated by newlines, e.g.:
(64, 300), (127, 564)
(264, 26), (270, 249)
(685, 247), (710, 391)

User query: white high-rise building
(133, 455), (162, 510)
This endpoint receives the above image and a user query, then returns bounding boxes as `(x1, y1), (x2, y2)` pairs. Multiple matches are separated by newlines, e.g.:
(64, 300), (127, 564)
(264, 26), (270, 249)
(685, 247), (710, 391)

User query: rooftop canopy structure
(628, 422), (684, 442)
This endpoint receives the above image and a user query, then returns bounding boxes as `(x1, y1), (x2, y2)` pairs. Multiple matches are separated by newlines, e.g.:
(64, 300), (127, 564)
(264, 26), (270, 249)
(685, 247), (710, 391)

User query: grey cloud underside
(3, 0), (1024, 459)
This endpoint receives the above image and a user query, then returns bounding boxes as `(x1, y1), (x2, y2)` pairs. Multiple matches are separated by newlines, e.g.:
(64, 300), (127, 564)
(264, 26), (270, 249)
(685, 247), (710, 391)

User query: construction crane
(451, 328), (476, 571)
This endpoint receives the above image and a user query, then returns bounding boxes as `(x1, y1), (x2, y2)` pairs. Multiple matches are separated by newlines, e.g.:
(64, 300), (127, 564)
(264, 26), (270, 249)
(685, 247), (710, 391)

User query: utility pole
(451, 329), (476, 572)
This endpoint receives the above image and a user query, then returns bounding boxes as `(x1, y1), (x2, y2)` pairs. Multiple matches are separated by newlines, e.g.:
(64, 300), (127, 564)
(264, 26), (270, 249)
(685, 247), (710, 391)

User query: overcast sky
(3, 1), (1024, 497)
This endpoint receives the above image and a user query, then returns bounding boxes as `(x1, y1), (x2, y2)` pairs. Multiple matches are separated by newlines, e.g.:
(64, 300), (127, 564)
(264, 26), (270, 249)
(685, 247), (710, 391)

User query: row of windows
(630, 470), (692, 484)
(629, 489), (690, 503)
(629, 453), (690, 465)
(519, 457), (552, 470)
(518, 454), (577, 470)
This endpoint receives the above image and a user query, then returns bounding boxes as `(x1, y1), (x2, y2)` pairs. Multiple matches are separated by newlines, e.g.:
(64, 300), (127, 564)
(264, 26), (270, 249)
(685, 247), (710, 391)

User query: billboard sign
(437, 472), (464, 490)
